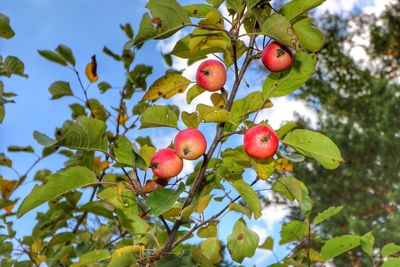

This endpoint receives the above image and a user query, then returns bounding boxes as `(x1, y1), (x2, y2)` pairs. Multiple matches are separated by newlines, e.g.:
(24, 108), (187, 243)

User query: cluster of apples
(149, 128), (207, 180)
(148, 40), (292, 184)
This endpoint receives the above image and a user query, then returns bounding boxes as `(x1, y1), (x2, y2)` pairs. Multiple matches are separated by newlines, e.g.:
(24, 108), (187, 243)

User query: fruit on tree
(150, 148), (183, 179)
(196, 59), (227, 91)
(174, 128), (207, 160)
(261, 41), (293, 72)
(243, 125), (279, 160)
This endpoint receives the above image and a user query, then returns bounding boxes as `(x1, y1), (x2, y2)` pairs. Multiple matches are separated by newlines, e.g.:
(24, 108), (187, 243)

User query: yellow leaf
(274, 158), (294, 173)
(31, 240), (43, 253)
(85, 55), (98, 82)
(118, 114), (129, 126)
(196, 195), (213, 214)
(35, 255), (47, 265)
(141, 73), (191, 102)
(113, 245), (144, 257)
(0, 177), (16, 199)
(93, 156), (109, 173)
(5, 204), (14, 214)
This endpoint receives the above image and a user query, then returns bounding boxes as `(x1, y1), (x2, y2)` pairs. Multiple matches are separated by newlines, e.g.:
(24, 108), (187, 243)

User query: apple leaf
(262, 14), (298, 48)
(70, 250), (110, 267)
(263, 51), (316, 98)
(201, 237), (222, 264)
(114, 136), (135, 167)
(321, 235), (361, 261)
(33, 116), (108, 153)
(38, 50), (68, 66)
(260, 236), (274, 250)
(0, 14), (15, 39)
(0, 56), (28, 78)
(228, 203), (252, 219)
(231, 180), (262, 219)
(313, 206), (343, 225)
(184, 4), (216, 18)
(382, 243), (400, 258)
(146, 183), (185, 216)
(293, 15), (325, 52)
(280, 0), (326, 21)
(142, 73), (191, 101)
(283, 129), (344, 170)
(127, 0), (190, 47)
(55, 44), (76, 66)
(197, 222), (218, 238)
(140, 105), (178, 129)
(272, 176), (312, 215)
(17, 166), (97, 217)
(382, 259), (400, 267)
(48, 81), (73, 100)
(360, 232), (374, 256)
(227, 219), (259, 263)
(186, 84), (206, 104)
(197, 104), (232, 123)
(181, 111), (201, 128)
(279, 220), (308, 244)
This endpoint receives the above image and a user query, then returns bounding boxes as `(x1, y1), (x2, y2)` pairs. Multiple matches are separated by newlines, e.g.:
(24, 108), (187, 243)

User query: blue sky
(0, 0), (389, 265)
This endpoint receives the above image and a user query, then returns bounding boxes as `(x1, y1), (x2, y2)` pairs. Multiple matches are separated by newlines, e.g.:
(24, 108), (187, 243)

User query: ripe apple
(196, 59), (227, 92)
(243, 125), (279, 160)
(174, 128), (207, 160)
(150, 148), (183, 179)
(261, 41), (293, 72)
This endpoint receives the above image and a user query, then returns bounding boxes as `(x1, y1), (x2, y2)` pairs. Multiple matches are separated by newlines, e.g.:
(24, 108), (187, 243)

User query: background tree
(291, 3), (400, 266)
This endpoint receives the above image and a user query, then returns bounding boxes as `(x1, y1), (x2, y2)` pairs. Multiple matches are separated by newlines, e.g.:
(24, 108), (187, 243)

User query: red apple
(196, 59), (227, 92)
(150, 148), (183, 179)
(261, 41), (293, 72)
(174, 128), (207, 160)
(243, 125), (279, 160)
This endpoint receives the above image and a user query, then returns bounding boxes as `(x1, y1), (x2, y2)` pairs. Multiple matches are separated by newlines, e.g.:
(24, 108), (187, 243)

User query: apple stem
(262, 133), (271, 143)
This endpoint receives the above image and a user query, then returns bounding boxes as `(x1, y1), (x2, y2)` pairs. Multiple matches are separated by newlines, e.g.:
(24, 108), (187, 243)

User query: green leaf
(283, 129), (344, 170)
(191, 247), (214, 267)
(69, 103), (86, 119)
(250, 158), (275, 180)
(184, 4), (216, 18)
(231, 179), (262, 219)
(205, 0), (224, 8)
(129, 0), (191, 47)
(313, 206), (343, 225)
(360, 232), (374, 256)
(227, 218), (259, 263)
(48, 232), (74, 246)
(7, 145), (34, 153)
(275, 122), (298, 139)
(114, 136), (135, 167)
(272, 176), (312, 215)
(382, 258), (400, 267)
(0, 153), (12, 167)
(79, 201), (114, 219)
(140, 105), (178, 129)
(228, 203), (252, 219)
(197, 222), (218, 238)
(0, 56), (28, 78)
(280, 0), (325, 21)
(196, 194), (213, 214)
(88, 99), (109, 121)
(120, 23), (134, 39)
(382, 243), (400, 258)
(201, 237), (222, 264)
(279, 220), (307, 244)
(17, 166), (97, 217)
(98, 81), (112, 93)
(197, 104), (232, 123)
(293, 16), (325, 52)
(263, 52), (316, 98)
(48, 81), (73, 100)
(226, 0), (243, 14)
(262, 14), (298, 48)
(182, 111), (201, 129)
(55, 44), (76, 66)
(186, 84), (206, 104)
(321, 235), (361, 261)
(38, 50), (68, 66)
(146, 183), (185, 216)
(0, 14), (15, 39)
(71, 250), (110, 267)
(34, 116), (108, 152)
(260, 236), (274, 250)
(142, 73), (191, 101)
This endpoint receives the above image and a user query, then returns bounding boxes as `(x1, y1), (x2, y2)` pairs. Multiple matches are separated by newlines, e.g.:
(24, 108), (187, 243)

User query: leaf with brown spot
(141, 73), (191, 101)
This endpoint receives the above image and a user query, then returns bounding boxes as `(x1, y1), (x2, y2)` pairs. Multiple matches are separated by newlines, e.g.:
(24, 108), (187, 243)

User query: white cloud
(256, 97), (317, 129)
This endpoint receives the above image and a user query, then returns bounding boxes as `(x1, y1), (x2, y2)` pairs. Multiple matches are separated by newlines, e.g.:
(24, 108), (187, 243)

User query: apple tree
(1, 1), (396, 266)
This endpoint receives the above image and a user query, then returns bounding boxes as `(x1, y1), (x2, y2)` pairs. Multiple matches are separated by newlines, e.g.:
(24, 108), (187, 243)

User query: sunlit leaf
(201, 237), (222, 264)
(140, 105), (178, 129)
(313, 206), (343, 225)
(142, 73), (191, 101)
(146, 183), (185, 216)
(262, 14), (297, 48)
(293, 16), (325, 52)
(17, 166), (97, 217)
(231, 179), (262, 219)
(279, 220), (308, 244)
(280, 0), (325, 21)
(227, 219), (259, 263)
(321, 235), (361, 261)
